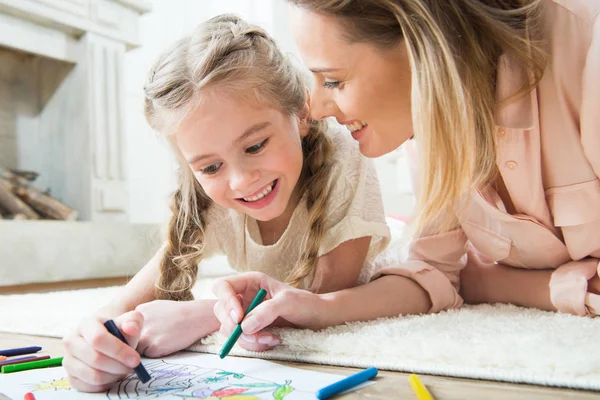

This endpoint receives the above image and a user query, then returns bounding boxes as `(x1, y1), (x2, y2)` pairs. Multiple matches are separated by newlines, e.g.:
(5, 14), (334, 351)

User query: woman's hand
(134, 299), (220, 358)
(62, 311), (143, 393)
(212, 272), (327, 352)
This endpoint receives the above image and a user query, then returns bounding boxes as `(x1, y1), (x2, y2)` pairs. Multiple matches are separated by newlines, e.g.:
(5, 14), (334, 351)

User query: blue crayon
(0, 346), (41, 357)
(316, 367), (378, 399)
(103, 320), (151, 383)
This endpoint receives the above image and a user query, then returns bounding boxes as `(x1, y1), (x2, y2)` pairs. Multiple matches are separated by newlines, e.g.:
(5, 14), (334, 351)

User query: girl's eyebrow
(186, 121), (271, 164)
(234, 121), (271, 145)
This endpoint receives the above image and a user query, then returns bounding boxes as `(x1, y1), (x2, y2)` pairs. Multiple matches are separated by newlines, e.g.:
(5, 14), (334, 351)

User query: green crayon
(220, 288), (268, 359)
(1, 356), (63, 373)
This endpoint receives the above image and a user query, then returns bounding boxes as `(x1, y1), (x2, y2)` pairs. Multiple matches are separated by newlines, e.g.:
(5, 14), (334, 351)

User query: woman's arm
(460, 262), (556, 311)
(461, 258), (600, 314)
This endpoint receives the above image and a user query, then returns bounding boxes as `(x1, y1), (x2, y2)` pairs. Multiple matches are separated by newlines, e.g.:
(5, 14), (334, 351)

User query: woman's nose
(309, 86), (338, 120)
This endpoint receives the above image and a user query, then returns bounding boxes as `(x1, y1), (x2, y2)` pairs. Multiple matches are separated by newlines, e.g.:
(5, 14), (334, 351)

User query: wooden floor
(1, 280), (599, 399)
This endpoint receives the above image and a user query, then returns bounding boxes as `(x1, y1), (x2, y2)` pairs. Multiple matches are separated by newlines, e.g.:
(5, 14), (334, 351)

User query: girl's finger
(78, 318), (141, 369)
(238, 331), (280, 352)
(240, 292), (296, 334)
(66, 372), (113, 393)
(64, 335), (132, 375)
(211, 272), (265, 302)
(62, 354), (126, 388)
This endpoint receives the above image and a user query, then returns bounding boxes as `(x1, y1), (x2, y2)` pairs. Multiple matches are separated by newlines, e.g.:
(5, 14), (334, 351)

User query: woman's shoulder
(548, 0), (599, 25)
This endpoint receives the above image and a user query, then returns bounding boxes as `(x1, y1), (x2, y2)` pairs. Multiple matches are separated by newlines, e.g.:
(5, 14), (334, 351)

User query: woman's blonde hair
(143, 14), (333, 300)
(289, 0), (547, 235)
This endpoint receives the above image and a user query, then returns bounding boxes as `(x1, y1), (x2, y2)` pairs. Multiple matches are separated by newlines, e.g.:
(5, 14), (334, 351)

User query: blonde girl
(62, 14), (390, 392)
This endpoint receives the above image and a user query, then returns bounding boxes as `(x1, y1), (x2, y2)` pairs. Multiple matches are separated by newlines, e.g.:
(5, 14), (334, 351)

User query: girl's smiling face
(175, 92), (307, 223)
(290, 7), (414, 157)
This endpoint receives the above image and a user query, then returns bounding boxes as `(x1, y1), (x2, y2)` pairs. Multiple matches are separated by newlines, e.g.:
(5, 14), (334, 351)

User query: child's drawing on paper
(28, 377), (71, 391)
(106, 359), (294, 399)
(0, 354), (352, 399)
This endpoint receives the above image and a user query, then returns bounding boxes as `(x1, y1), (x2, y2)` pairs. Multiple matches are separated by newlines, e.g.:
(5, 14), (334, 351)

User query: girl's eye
(246, 138), (269, 154)
(201, 162), (222, 175)
(323, 80), (341, 89)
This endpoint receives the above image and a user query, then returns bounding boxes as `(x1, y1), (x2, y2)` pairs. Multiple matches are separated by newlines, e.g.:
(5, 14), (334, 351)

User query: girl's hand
(134, 299), (220, 358)
(62, 311), (143, 393)
(212, 272), (326, 352)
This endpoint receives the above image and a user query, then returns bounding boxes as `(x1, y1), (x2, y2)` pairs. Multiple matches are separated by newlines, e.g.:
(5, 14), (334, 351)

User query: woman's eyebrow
(309, 67), (342, 73)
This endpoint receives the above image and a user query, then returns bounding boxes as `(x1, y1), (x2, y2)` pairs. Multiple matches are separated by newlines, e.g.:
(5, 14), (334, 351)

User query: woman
(212, 0), (600, 351)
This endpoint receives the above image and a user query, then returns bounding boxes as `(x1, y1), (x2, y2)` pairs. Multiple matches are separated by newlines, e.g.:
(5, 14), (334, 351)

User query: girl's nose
(229, 164), (260, 193)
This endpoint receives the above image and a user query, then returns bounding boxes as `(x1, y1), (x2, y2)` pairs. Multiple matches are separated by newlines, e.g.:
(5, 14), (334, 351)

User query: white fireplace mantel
(0, 0), (151, 63)
(0, 0), (151, 221)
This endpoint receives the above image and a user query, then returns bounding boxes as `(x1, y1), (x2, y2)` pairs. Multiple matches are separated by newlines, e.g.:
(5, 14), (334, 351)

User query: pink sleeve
(552, 12), (600, 317)
(581, 13), (600, 177)
(374, 228), (468, 313)
(550, 258), (600, 316)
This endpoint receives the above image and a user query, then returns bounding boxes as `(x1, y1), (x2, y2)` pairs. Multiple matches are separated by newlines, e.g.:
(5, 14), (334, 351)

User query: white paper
(0, 352), (374, 399)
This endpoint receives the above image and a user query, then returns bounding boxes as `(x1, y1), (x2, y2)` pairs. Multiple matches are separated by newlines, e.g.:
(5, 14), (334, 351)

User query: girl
(62, 14), (390, 392)
(212, 0), (600, 351)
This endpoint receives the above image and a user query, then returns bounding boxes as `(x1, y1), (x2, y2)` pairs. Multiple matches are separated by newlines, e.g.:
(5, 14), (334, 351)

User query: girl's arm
(310, 236), (371, 293)
(212, 271), (431, 336)
(94, 245), (166, 319)
(318, 274), (431, 324)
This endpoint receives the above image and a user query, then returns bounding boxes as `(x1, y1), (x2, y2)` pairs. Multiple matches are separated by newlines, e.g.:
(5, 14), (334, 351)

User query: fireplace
(0, 0), (162, 286)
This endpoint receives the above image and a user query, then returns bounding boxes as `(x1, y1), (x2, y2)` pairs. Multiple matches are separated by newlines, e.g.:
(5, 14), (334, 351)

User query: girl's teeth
(243, 182), (274, 202)
(345, 121), (367, 132)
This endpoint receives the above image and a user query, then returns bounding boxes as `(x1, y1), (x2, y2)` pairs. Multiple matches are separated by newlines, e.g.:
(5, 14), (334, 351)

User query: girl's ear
(298, 88), (312, 138)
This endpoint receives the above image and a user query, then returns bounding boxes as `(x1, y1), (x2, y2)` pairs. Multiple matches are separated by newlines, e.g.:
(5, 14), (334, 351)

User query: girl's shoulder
(322, 125), (381, 204)
(325, 126), (366, 174)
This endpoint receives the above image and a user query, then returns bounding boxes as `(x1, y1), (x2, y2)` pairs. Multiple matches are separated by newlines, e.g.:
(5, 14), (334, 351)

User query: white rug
(1, 284), (599, 391)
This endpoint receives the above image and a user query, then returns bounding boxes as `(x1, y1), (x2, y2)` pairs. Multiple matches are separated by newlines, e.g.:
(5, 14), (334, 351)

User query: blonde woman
(213, 0), (600, 351)
(61, 14), (391, 392)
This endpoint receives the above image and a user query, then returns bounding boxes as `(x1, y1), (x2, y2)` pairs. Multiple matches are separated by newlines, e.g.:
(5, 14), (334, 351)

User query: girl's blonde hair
(143, 14), (333, 300)
(289, 0), (547, 235)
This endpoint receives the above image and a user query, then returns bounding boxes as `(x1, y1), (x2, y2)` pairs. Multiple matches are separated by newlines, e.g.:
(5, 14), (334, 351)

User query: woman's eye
(246, 139), (269, 154)
(201, 162), (222, 175)
(323, 80), (341, 89)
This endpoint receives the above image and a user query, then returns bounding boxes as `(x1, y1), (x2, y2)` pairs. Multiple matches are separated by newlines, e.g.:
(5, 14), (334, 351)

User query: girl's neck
(256, 178), (304, 246)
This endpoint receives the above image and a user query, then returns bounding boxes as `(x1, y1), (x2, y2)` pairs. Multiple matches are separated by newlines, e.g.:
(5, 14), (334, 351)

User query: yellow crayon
(409, 374), (435, 400)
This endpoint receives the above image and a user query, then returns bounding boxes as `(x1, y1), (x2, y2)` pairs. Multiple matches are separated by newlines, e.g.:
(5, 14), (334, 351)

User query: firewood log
(9, 169), (39, 182)
(0, 169), (77, 220)
(0, 179), (39, 219)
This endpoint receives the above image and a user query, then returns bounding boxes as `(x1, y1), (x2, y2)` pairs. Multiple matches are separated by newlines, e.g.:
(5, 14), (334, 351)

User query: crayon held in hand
(220, 288), (268, 359)
(103, 319), (151, 383)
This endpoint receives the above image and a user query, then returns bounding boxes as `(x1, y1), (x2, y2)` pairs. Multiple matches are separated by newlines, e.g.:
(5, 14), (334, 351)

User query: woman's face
(290, 7), (414, 157)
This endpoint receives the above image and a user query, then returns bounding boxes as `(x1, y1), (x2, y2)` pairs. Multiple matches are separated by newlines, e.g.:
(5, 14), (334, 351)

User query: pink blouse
(378, 0), (600, 316)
